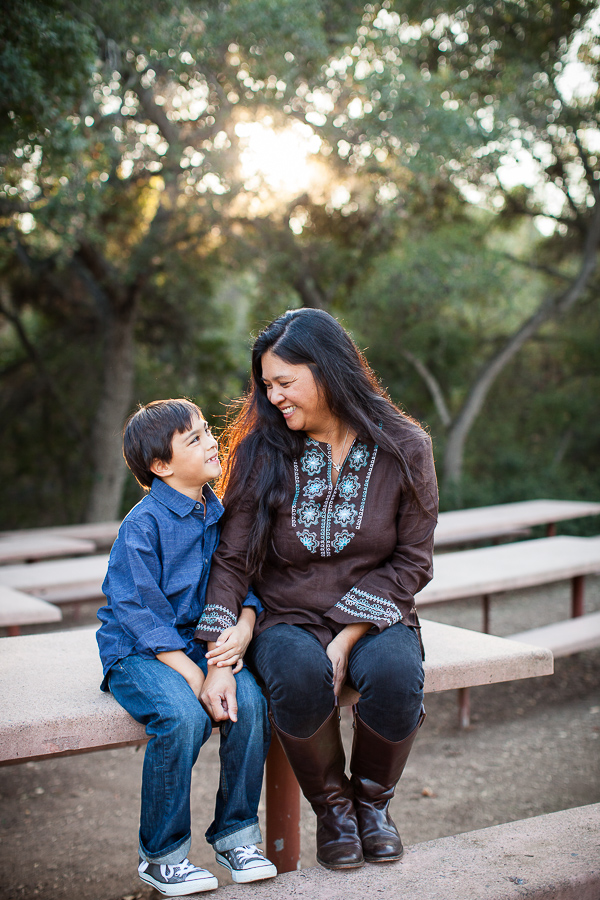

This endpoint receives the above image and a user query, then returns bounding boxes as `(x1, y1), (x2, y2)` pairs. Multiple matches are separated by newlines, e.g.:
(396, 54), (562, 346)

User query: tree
(0, 0), (367, 523)
(270, 0), (600, 496)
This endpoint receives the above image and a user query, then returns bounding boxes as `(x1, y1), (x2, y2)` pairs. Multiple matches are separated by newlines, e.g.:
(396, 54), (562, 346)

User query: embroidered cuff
(194, 604), (237, 640)
(328, 587), (402, 630)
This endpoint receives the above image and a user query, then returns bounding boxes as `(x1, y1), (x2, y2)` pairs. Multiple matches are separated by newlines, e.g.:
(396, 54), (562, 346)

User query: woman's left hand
(326, 636), (349, 697)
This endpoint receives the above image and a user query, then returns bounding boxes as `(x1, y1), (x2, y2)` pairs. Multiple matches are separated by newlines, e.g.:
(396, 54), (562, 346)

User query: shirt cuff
(242, 587), (263, 614)
(195, 604), (238, 641)
(326, 587), (402, 632)
(133, 625), (187, 656)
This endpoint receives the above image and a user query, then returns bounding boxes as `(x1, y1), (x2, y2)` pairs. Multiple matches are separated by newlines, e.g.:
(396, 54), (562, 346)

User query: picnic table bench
(0, 534), (97, 564)
(0, 584), (62, 635)
(419, 534), (600, 633)
(0, 619), (553, 873)
(434, 498), (600, 548)
(0, 553), (108, 605)
(0, 522), (120, 553)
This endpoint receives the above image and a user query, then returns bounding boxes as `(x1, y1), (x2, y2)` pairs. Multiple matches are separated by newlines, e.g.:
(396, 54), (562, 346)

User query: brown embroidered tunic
(195, 424), (438, 649)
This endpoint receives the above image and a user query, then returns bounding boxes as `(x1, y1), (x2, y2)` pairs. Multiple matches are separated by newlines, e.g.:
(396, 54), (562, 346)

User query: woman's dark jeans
(246, 621), (424, 741)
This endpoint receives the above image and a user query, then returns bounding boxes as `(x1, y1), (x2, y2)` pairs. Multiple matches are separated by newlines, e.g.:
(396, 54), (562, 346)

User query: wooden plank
(435, 499), (600, 547)
(418, 535), (600, 606)
(0, 535), (97, 564)
(0, 621), (552, 764)
(0, 585), (62, 630)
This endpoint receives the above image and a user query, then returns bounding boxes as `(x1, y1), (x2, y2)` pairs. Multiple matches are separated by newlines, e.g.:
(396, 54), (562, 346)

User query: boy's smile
(151, 412), (221, 500)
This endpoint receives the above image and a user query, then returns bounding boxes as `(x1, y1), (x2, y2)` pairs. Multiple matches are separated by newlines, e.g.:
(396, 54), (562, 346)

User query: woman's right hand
(326, 637), (349, 697)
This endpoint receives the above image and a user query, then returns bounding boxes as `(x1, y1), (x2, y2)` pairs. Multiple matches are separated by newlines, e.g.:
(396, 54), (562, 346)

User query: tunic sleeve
(324, 433), (438, 631)
(194, 501), (253, 641)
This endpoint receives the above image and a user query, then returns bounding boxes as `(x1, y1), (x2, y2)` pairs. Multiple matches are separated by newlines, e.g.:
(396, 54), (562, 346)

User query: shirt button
(195, 503), (202, 509)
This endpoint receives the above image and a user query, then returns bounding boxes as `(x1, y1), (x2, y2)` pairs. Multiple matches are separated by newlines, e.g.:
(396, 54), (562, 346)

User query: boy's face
(151, 412), (221, 498)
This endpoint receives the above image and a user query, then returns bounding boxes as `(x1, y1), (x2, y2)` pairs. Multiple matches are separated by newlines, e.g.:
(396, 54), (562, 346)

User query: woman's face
(261, 349), (332, 438)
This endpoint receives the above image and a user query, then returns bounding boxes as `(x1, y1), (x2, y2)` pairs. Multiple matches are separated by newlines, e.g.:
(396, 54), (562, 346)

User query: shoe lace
(235, 845), (263, 864)
(171, 859), (198, 877)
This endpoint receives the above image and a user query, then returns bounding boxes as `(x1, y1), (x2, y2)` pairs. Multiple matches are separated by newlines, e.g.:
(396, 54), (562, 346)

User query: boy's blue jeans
(108, 647), (270, 865)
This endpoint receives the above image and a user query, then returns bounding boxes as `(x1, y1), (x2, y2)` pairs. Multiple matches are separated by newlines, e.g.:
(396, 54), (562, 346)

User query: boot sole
(317, 856), (365, 870)
(364, 849), (404, 863)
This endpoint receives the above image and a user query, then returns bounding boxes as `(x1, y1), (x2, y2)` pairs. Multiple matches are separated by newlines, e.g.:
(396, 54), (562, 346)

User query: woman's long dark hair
(219, 308), (430, 578)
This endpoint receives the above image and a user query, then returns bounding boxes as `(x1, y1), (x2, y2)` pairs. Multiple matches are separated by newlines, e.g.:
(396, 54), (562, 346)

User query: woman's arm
(325, 433), (438, 633)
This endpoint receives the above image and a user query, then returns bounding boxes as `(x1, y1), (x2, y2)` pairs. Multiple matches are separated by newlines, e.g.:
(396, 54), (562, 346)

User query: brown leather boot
(270, 707), (364, 870)
(350, 707), (425, 862)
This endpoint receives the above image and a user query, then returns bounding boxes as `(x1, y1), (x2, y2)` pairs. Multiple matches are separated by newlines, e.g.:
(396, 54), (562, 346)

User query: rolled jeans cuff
(211, 819), (262, 852)
(139, 833), (191, 866)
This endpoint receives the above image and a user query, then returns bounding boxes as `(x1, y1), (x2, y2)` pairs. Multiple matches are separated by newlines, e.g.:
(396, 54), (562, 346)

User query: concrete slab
(435, 498), (600, 547)
(0, 554), (109, 603)
(0, 620), (552, 764)
(0, 522), (120, 552)
(0, 534), (97, 564)
(510, 610), (600, 658)
(0, 585), (62, 628)
(419, 535), (600, 605)
(214, 804), (600, 900)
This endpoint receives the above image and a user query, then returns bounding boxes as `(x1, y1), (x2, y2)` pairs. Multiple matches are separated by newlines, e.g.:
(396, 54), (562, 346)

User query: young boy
(96, 399), (276, 896)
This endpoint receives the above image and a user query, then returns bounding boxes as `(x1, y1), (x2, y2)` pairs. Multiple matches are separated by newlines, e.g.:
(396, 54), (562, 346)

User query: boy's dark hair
(123, 398), (202, 489)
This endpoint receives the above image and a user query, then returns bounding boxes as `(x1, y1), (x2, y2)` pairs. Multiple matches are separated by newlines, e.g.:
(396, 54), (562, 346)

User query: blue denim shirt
(97, 478), (260, 690)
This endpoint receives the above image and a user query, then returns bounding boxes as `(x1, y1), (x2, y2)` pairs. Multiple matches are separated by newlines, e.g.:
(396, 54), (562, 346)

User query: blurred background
(1, 0), (599, 528)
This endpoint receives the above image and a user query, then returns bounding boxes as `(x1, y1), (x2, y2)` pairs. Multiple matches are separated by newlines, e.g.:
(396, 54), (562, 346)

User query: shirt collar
(149, 478), (223, 523)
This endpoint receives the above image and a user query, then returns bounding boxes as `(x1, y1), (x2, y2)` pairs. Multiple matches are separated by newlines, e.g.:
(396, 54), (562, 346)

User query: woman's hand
(205, 606), (256, 673)
(326, 623), (372, 697)
(326, 637), (349, 697)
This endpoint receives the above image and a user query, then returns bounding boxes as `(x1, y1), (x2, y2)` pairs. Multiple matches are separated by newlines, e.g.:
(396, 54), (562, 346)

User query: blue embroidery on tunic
(292, 439), (378, 556)
(332, 530), (354, 552)
(348, 443), (369, 470)
(334, 588), (401, 626)
(296, 529), (318, 552)
(337, 473), (360, 500)
(303, 478), (328, 499)
(332, 501), (357, 527)
(196, 604), (237, 633)
(297, 500), (322, 527)
(301, 445), (327, 476)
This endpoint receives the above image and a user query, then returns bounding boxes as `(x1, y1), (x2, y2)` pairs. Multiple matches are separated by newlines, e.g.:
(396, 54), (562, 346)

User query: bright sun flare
(235, 118), (322, 196)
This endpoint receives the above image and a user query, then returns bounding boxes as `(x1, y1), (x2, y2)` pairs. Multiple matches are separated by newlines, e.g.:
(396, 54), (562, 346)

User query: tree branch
(401, 349), (452, 428)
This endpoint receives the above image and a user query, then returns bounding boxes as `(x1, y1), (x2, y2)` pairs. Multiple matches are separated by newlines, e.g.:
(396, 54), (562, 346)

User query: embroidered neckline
(292, 437), (378, 556)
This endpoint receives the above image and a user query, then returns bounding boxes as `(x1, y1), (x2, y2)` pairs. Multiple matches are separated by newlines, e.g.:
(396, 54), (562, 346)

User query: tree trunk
(442, 205), (600, 496)
(85, 300), (137, 522)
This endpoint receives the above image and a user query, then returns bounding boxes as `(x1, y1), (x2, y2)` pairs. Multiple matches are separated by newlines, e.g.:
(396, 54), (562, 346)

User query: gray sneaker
(215, 844), (277, 884)
(138, 856), (218, 895)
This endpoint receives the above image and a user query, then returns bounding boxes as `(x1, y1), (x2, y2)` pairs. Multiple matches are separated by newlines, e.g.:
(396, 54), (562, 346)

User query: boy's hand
(200, 666), (238, 722)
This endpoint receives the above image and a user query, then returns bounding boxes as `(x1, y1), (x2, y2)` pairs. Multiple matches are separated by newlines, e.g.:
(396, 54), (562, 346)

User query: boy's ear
(150, 458), (173, 478)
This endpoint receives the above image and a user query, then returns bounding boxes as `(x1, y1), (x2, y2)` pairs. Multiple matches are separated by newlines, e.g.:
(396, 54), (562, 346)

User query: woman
(195, 308), (438, 870)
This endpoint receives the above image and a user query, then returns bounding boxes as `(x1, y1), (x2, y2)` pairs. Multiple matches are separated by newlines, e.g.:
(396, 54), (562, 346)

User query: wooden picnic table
(419, 535), (600, 632)
(0, 534), (97, 565)
(0, 585), (62, 635)
(435, 498), (600, 547)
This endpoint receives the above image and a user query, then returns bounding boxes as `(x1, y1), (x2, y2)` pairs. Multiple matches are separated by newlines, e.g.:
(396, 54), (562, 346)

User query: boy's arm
(205, 606), (256, 669)
(156, 650), (205, 698)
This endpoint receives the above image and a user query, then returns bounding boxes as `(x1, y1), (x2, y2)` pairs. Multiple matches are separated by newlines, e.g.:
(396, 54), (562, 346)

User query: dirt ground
(1, 577), (599, 900)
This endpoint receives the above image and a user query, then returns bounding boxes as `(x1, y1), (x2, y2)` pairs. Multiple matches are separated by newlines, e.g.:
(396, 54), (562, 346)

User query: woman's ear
(150, 458), (173, 478)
